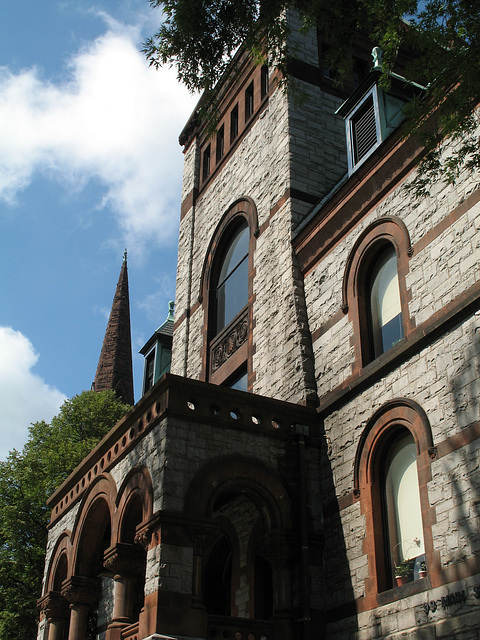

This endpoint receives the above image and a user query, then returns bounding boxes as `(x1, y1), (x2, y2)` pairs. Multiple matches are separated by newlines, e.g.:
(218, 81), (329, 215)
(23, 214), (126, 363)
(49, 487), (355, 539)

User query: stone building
(37, 14), (480, 640)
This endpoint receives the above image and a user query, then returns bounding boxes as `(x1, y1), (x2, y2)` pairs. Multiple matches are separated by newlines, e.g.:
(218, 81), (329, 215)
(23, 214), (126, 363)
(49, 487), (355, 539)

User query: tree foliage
(0, 390), (130, 640)
(143, 0), (480, 191)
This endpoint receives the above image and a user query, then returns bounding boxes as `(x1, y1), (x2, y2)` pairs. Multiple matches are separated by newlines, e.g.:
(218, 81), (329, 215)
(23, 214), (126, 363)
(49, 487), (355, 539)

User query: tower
(37, 13), (480, 640)
(93, 251), (134, 406)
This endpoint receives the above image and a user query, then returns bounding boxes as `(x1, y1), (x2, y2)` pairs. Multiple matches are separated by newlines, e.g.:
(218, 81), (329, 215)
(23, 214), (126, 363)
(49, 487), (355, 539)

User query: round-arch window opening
(215, 221), (249, 334)
(383, 431), (425, 585)
(369, 246), (403, 358)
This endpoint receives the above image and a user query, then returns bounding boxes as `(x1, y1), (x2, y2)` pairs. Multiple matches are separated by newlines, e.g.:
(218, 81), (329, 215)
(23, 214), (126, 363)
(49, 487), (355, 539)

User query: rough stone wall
(327, 575), (480, 640)
(41, 503), (81, 591)
(322, 313), (480, 599)
(304, 164), (480, 399)
(171, 48), (348, 403)
(296, 101), (480, 634)
(288, 80), (347, 216)
(96, 577), (115, 640)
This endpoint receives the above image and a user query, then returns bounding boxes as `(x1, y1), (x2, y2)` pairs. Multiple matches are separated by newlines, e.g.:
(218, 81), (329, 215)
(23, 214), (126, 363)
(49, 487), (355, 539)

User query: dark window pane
(218, 224), (249, 284)
(229, 371), (248, 392)
(381, 313), (403, 353)
(216, 254), (248, 330)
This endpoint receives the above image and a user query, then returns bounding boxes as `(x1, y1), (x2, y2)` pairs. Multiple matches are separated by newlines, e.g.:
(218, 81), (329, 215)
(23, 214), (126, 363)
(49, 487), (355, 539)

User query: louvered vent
(352, 96), (377, 164)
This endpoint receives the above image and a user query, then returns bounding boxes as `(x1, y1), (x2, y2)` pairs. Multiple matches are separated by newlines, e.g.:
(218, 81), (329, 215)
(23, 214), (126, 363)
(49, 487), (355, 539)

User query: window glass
(202, 144), (211, 182)
(370, 247), (403, 357)
(144, 350), (155, 394)
(216, 222), (249, 332)
(216, 125), (224, 163)
(230, 105), (239, 143)
(229, 370), (248, 392)
(245, 81), (254, 120)
(384, 432), (425, 581)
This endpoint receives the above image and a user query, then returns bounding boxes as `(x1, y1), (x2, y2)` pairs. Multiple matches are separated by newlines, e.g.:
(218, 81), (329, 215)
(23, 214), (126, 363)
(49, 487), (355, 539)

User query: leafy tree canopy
(0, 390), (130, 640)
(143, 0), (480, 192)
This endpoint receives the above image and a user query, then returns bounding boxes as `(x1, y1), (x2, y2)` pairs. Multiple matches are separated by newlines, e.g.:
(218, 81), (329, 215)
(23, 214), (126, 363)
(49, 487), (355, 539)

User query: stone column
(61, 576), (100, 640)
(103, 542), (146, 637)
(37, 591), (70, 640)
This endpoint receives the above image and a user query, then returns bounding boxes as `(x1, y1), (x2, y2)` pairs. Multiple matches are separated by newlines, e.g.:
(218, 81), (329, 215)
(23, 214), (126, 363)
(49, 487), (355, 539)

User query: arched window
(215, 220), (249, 335)
(204, 535), (233, 615)
(383, 431), (425, 585)
(354, 399), (436, 594)
(369, 246), (403, 358)
(342, 217), (413, 370)
(200, 198), (258, 388)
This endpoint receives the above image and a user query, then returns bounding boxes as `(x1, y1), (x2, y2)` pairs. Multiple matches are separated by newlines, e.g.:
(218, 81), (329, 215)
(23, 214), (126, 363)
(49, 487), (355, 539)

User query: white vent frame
(345, 84), (382, 175)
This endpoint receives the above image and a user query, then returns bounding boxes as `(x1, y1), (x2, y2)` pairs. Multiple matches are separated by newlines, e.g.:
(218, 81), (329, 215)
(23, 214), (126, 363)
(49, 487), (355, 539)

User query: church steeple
(93, 251), (134, 406)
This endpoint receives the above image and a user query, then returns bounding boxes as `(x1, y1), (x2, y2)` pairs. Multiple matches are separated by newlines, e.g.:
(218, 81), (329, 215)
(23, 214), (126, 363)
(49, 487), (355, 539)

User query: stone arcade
(37, 13), (480, 640)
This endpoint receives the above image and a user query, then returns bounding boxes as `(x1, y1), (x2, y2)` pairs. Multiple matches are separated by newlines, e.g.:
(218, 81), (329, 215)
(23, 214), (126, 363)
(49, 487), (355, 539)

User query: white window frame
(346, 84), (382, 175)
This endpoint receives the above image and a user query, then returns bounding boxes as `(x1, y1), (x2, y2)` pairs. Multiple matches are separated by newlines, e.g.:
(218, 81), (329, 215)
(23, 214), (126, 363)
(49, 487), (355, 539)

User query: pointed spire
(93, 252), (134, 406)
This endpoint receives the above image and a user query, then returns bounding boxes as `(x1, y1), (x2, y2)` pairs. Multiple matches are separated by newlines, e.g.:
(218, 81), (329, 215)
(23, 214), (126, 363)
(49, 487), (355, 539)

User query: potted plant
(395, 560), (413, 586)
(419, 561), (427, 579)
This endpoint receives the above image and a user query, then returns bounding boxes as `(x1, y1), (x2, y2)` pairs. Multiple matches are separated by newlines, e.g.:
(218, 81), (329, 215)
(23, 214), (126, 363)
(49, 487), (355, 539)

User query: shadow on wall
(446, 316), (480, 576)
(319, 420), (359, 637)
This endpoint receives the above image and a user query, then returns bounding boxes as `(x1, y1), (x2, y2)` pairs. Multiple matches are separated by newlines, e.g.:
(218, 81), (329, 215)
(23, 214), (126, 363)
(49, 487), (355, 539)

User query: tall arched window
(354, 399), (436, 594)
(369, 246), (403, 358)
(342, 217), (413, 370)
(215, 220), (249, 335)
(204, 535), (233, 615)
(200, 199), (258, 388)
(383, 431), (425, 584)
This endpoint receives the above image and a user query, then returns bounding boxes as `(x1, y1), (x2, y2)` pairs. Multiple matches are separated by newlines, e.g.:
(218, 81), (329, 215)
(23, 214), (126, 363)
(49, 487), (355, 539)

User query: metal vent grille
(352, 96), (377, 163)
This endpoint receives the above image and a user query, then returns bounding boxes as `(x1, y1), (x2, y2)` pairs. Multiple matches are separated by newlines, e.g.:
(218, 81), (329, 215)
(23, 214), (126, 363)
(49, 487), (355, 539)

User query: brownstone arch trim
(342, 216), (414, 371)
(115, 465), (154, 545)
(185, 455), (293, 530)
(198, 197), (259, 388)
(353, 398), (438, 596)
(199, 196), (259, 304)
(71, 474), (117, 578)
(45, 531), (73, 593)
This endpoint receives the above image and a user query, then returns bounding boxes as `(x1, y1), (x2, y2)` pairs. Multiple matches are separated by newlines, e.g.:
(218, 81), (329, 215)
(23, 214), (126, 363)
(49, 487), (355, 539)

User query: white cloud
(0, 16), (198, 250)
(0, 327), (66, 459)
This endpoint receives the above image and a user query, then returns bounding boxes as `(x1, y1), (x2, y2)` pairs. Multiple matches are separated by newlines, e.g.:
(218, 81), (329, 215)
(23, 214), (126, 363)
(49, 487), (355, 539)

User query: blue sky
(0, 0), (198, 457)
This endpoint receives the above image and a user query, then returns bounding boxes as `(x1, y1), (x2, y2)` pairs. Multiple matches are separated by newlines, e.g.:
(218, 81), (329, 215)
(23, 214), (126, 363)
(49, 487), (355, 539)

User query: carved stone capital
(103, 543), (146, 578)
(256, 534), (296, 569)
(61, 576), (100, 605)
(185, 525), (220, 555)
(37, 591), (69, 621)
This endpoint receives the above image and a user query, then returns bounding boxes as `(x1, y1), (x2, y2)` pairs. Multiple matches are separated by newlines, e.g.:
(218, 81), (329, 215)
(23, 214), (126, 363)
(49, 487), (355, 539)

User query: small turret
(139, 301), (174, 395)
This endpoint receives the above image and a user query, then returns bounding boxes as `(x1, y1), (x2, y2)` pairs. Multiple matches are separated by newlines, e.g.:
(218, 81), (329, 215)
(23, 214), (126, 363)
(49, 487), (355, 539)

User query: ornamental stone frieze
(103, 542), (146, 578)
(61, 576), (100, 605)
(211, 310), (248, 373)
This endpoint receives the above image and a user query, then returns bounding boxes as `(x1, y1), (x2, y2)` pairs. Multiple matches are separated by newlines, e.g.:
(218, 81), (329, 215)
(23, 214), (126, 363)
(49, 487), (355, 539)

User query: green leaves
(144, 0), (480, 193)
(0, 390), (130, 640)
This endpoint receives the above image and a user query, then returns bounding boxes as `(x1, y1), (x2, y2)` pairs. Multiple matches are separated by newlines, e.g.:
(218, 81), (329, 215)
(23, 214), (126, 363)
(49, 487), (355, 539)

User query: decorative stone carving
(185, 525), (220, 555)
(61, 576), (100, 605)
(256, 535), (296, 569)
(103, 543), (146, 578)
(134, 527), (153, 550)
(37, 591), (70, 621)
(211, 312), (248, 373)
